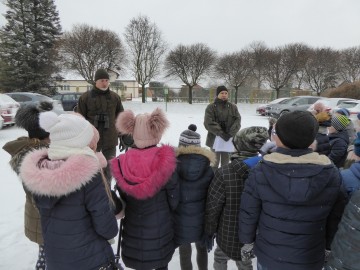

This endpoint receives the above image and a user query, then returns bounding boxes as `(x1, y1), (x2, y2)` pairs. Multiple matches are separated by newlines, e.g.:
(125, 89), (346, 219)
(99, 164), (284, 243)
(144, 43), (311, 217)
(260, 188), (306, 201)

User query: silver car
(5, 92), (64, 114)
(266, 96), (323, 118)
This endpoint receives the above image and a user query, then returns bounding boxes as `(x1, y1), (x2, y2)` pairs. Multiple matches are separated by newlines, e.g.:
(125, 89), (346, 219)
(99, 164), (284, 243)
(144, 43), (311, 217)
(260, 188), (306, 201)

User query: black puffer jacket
(174, 146), (215, 245)
(239, 148), (342, 270)
(328, 130), (349, 168)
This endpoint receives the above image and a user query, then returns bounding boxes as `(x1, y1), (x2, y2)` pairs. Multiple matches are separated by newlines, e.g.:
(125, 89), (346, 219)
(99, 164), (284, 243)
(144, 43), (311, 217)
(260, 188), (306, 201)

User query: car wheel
(280, 110), (289, 117)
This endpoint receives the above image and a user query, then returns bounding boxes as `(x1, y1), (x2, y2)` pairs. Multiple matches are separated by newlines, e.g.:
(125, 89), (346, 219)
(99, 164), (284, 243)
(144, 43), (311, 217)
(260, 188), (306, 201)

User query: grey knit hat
(179, 124), (201, 147)
(233, 126), (268, 153)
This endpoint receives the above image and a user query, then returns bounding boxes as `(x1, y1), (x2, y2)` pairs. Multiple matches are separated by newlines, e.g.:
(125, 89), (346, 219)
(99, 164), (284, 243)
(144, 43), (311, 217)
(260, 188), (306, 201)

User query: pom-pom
(39, 111), (59, 132)
(116, 110), (135, 134)
(38, 101), (53, 112)
(188, 124), (197, 132)
(148, 108), (169, 137)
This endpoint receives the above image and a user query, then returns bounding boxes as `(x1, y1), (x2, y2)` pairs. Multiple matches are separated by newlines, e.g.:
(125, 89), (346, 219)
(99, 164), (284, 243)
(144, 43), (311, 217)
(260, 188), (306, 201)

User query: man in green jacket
(77, 68), (124, 181)
(204, 85), (241, 170)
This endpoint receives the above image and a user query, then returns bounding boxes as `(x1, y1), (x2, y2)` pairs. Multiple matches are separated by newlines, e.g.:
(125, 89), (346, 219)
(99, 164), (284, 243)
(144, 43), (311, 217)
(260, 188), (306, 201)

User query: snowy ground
(0, 100), (268, 270)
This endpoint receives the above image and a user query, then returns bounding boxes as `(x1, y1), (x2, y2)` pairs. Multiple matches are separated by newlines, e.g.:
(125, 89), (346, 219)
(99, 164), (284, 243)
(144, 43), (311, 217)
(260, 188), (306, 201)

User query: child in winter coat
(328, 114), (351, 168)
(19, 112), (118, 270)
(174, 124), (215, 270)
(205, 126), (269, 270)
(239, 111), (344, 270)
(340, 132), (360, 196)
(2, 102), (53, 270)
(110, 108), (179, 270)
(314, 111), (332, 155)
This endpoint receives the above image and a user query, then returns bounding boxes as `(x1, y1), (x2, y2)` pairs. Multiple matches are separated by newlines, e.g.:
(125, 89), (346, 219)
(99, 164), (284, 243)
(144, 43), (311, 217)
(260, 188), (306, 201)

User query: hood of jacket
(261, 149), (337, 202)
(3, 137), (49, 174)
(20, 149), (106, 200)
(110, 145), (177, 200)
(176, 146), (215, 181)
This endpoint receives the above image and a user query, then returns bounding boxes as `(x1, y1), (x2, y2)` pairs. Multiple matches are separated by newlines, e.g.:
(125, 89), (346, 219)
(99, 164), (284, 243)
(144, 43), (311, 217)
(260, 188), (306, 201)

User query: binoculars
(94, 113), (110, 129)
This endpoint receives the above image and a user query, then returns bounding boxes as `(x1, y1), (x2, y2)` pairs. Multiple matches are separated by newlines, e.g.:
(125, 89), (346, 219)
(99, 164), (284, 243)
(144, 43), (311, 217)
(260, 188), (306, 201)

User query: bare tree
(215, 50), (253, 104)
(124, 15), (167, 103)
(59, 24), (126, 85)
(303, 47), (340, 96)
(164, 43), (216, 104)
(247, 41), (268, 89)
(262, 44), (308, 98)
(338, 46), (360, 83)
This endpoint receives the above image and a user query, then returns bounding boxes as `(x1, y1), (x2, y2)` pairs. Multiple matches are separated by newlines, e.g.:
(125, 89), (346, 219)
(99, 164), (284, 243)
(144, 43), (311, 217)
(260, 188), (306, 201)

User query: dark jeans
(179, 242), (208, 270)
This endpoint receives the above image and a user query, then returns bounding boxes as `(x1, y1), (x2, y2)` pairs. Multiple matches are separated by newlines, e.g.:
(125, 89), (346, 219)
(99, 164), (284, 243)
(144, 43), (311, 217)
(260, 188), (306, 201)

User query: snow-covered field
(0, 100), (267, 270)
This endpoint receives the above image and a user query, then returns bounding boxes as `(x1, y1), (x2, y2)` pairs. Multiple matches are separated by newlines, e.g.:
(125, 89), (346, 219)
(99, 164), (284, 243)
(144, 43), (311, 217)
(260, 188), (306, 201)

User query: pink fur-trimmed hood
(110, 145), (177, 200)
(19, 149), (104, 197)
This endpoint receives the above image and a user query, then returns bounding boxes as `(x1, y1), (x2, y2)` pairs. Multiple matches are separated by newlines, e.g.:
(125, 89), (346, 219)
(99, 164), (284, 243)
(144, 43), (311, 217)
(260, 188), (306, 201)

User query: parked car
(0, 93), (20, 127)
(5, 92), (64, 114)
(52, 92), (82, 111)
(0, 115), (4, 129)
(256, 97), (291, 116)
(266, 96), (323, 118)
(333, 100), (360, 130)
(308, 97), (356, 113)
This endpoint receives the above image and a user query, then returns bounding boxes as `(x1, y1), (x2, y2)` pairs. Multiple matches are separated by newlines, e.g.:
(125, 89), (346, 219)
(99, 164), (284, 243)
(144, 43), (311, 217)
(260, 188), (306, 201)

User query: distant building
(54, 78), (140, 99)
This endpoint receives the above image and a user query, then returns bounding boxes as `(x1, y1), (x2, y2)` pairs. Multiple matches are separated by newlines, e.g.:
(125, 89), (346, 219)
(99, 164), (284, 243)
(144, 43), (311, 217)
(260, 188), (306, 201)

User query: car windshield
(52, 95), (61, 100)
(338, 102), (359, 109)
(37, 95), (53, 102)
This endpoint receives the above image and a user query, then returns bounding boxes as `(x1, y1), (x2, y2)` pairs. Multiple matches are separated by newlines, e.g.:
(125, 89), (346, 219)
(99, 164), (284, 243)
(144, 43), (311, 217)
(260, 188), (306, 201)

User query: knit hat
(276, 111), (318, 149)
(179, 124), (201, 147)
(315, 111), (331, 127)
(39, 111), (94, 150)
(15, 101), (53, 139)
(115, 108), (169, 149)
(336, 108), (350, 118)
(94, 68), (109, 81)
(354, 132), (360, 157)
(216, 85), (228, 96)
(331, 114), (350, 131)
(233, 126), (268, 153)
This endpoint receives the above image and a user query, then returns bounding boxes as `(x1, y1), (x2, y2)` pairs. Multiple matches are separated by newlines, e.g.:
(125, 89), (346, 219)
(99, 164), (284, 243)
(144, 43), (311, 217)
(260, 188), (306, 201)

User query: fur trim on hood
(20, 149), (104, 197)
(111, 145), (177, 200)
(175, 145), (216, 166)
(264, 151), (332, 165)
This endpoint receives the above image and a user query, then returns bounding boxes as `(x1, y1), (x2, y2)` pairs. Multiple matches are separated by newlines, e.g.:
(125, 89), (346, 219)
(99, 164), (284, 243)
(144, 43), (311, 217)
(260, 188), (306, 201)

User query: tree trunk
(142, 84), (146, 103)
(188, 85), (193, 104)
(234, 86), (239, 104)
(275, 88), (280, 99)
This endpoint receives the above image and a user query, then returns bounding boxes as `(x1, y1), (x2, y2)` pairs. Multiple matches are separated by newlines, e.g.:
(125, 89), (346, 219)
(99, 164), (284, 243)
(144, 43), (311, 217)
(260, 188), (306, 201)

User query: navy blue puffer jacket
(239, 148), (342, 270)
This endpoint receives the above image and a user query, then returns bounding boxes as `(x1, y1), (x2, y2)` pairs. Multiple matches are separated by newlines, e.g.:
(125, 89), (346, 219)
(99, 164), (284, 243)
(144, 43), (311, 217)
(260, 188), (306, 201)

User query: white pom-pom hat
(39, 111), (93, 149)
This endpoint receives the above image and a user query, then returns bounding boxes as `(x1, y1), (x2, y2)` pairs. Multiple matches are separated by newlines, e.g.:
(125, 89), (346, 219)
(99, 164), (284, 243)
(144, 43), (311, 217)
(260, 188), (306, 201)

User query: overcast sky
(1, 0), (360, 52)
(1, 0), (360, 84)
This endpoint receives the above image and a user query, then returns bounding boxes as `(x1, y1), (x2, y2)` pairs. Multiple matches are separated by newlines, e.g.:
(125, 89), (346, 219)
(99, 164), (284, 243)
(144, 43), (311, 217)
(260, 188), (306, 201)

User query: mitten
(241, 243), (255, 261)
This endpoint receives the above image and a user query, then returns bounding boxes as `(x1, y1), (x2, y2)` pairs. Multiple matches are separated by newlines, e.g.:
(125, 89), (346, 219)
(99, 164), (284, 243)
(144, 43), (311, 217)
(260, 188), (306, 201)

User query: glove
(201, 234), (215, 252)
(119, 134), (134, 152)
(220, 133), (232, 142)
(324, 249), (331, 263)
(241, 243), (255, 261)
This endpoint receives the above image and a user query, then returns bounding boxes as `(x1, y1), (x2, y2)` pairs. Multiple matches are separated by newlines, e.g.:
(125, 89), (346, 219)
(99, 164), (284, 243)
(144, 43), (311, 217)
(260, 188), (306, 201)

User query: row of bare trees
(58, 15), (360, 104)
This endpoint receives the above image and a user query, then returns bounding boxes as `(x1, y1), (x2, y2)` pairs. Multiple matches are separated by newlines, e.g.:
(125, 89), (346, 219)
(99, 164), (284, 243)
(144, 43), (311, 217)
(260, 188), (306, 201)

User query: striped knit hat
(331, 114), (350, 131)
(179, 124), (201, 147)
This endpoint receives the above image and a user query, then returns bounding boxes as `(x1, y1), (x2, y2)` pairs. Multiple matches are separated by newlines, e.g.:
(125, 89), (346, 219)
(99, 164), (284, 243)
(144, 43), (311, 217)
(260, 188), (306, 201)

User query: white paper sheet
(213, 135), (235, 152)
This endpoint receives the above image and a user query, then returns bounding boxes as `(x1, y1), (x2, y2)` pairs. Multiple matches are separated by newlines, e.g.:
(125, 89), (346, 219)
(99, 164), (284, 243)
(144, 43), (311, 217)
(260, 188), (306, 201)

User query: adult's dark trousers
(211, 150), (230, 170)
(97, 145), (116, 183)
(179, 242), (208, 270)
